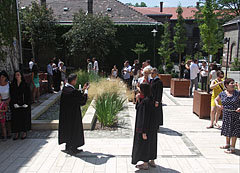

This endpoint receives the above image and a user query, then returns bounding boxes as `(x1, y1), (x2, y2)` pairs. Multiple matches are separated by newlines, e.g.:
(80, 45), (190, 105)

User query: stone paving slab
(0, 88), (240, 173)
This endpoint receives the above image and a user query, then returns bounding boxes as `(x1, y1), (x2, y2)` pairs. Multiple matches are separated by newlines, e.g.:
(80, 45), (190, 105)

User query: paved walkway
(0, 88), (239, 173)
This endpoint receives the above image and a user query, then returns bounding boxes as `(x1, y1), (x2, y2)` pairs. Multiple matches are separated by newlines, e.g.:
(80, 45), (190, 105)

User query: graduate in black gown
(132, 83), (158, 170)
(53, 64), (61, 92)
(150, 68), (163, 126)
(58, 73), (89, 154)
(10, 71), (31, 140)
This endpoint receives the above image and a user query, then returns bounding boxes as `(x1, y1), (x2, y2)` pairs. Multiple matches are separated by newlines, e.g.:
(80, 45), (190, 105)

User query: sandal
(214, 123), (221, 129)
(206, 125), (214, 129)
(149, 161), (156, 167)
(220, 144), (230, 149)
(135, 164), (149, 170)
(224, 147), (235, 154)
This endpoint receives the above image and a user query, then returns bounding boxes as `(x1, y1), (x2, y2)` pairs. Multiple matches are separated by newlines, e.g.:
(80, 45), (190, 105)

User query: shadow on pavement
(135, 165), (180, 173)
(158, 127), (182, 136)
(74, 151), (115, 165)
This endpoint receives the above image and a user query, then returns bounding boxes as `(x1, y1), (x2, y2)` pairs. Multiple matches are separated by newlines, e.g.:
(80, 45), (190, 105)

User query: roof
(223, 16), (240, 27)
(19, 0), (157, 25)
(130, 7), (197, 20)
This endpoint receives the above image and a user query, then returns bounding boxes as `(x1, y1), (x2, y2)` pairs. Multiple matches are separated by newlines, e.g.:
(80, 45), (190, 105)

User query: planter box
(159, 74), (172, 87)
(193, 90), (211, 119)
(170, 78), (190, 97)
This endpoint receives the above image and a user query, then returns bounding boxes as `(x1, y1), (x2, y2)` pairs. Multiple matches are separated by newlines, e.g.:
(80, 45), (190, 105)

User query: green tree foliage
(131, 43), (148, 62)
(216, 0), (240, 23)
(21, 1), (56, 62)
(64, 10), (117, 61)
(134, 2), (147, 7)
(173, 5), (187, 77)
(0, 0), (17, 60)
(232, 58), (240, 71)
(158, 22), (173, 74)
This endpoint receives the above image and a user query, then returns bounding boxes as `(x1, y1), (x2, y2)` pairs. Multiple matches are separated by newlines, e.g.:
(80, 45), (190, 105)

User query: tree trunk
(207, 54), (210, 93)
(179, 52), (181, 79)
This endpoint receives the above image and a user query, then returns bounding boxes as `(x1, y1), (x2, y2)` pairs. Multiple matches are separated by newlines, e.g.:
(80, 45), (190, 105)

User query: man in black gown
(150, 68), (163, 126)
(58, 73), (88, 154)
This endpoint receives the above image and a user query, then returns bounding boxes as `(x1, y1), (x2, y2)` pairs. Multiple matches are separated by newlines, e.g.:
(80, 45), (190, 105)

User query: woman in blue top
(31, 63), (40, 103)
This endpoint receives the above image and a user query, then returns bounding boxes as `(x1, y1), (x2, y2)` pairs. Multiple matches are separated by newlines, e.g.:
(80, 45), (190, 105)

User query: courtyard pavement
(0, 88), (239, 173)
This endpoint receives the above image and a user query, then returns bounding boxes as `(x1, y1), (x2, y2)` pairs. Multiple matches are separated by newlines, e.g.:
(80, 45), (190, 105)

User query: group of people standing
(0, 70), (31, 141)
(47, 57), (67, 93)
(87, 57), (99, 74)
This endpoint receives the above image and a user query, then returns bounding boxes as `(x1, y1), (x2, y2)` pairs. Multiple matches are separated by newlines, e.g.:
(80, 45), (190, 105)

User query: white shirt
(123, 66), (131, 79)
(93, 60), (99, 72)
(138, 76), (150, 84)
(190, 63), (199, 80)
(200, 66), (208, 77)
(29, 61), (34, 70)
(0, 83), (10, 100)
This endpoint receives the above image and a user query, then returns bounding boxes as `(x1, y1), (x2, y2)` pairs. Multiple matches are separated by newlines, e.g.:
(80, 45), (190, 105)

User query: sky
(119, 0), (200, 7)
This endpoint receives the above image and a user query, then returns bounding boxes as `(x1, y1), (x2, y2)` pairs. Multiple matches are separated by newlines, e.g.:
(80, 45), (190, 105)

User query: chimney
(160, 2), (163, 12)
(40, 0), (46, 6)
(88, 0), (93, 14)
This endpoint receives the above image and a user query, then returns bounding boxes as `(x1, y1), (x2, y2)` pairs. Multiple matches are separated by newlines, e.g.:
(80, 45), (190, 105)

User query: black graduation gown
(58, 85), (87, 148)
(151, 78), (163, 126)
(10, 82), (31, 133)
(132, 97), (158, 165)
(53, 68), (61, 92)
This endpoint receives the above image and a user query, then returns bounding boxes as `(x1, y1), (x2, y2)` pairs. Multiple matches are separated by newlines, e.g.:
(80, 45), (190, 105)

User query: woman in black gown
(10, 71), (31, 140)
(132, 83), (158, 170)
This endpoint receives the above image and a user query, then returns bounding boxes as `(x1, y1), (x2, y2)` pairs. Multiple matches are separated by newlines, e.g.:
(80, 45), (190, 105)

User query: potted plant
(193, 0), (222, 118)
(170, 5), (190, 97)
(158, 22), (173, 88)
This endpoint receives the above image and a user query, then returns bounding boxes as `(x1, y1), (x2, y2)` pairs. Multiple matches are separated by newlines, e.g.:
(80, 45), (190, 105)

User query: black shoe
(13, 133), (19, 140)
(21, 133), (27, 140)
(68, 148), (83, 155)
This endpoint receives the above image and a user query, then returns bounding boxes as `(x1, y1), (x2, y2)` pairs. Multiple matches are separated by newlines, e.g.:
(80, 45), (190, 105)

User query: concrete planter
(193, 90), (211, 119)
(159, 74), (172, 87)
(170, 78), (190, 97)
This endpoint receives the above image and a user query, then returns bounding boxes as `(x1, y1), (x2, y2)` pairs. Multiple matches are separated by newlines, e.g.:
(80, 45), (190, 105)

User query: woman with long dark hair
(0, 70), (11, 138)
(10, 71), (31, 140)
(31, 63), (40, 103)
(132, 83), (158, 170)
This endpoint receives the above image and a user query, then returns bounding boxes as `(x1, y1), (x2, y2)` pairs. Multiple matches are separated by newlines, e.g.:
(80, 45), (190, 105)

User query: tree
(131, 43), (148, 62)
(64, 10), (117, 62)
(199, 0), (222, 92)
(134, 2), (147, 7)
(216, 0), (240, 22)
(158, 22), (174, 74)
(0, 0), (19, 71)
(21, 1), (56, 62)
(173, 5), (187, 78)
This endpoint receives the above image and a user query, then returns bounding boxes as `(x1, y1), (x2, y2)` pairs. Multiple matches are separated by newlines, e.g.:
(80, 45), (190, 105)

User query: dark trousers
(201, 76), (207, 91)
(47, 74), (53, 92)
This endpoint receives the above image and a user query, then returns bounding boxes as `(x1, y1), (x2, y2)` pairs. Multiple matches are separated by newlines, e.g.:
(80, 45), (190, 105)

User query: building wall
(223, 25), (240, 67)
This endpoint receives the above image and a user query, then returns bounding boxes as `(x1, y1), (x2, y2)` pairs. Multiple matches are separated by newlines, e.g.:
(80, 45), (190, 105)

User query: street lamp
(224, 37), (230, 78)
(16, 0), (23, 69)
(151, 29), (158, 67)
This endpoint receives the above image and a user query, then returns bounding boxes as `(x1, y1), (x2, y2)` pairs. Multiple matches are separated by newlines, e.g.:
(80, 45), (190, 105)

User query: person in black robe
(58, 73), (88, 155)
(53, 64), (61, 92)
(150, 68), (163, 126)
(10, 71), (31, 140)
(132, 83), (158, 170)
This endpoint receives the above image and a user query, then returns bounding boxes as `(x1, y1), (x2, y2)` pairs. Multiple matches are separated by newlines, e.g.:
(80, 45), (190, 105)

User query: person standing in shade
(10, 71), (31, 140)
(111, 65), (118, 78)
(59, 62), (67, 84)
(122, 60), (132, 87)
(47, 60), (54, 93)
(132, 83), (158, 170)
(87, 59), (93, 73)
(215, 78), (240, 154)
(200, 61), (208, 91)
(180, 61), (185, 79)
(189, 59), (199, 96)
(52, 63), (61, 92)
(150, 68), (163, 126)
(92, 57), (99, 74)
(29, 58), (34, 72)
(31, 64), (40, 103)
(58, 73), (89, 155)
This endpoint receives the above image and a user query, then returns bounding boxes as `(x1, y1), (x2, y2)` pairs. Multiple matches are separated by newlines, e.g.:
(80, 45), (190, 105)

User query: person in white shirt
(92, 57), (99, 74)
(200, 61), (208, 91)
(29, 58), (34, 72)
(122, 60), (132, 87)
(143, 59), (152, 72)
(189, 59), (200, 96)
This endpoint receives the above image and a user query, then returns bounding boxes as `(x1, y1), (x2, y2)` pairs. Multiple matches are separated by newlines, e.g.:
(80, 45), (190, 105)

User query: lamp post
(151, 29), (158, 67)
(224, 37), (230, 78)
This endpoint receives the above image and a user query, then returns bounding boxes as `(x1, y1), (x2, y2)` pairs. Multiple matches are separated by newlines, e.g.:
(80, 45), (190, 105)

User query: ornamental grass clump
(94, 92), (126, 127)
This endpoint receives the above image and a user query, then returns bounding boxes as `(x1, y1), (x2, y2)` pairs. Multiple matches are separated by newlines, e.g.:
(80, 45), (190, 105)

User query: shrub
(75, 70), (100, 88)
(94, 92), (126, 127)
(231, 58), (240, 71)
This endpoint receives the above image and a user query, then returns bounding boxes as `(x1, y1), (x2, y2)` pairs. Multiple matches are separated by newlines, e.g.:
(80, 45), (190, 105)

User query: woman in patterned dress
(215, 78), (240, 154)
